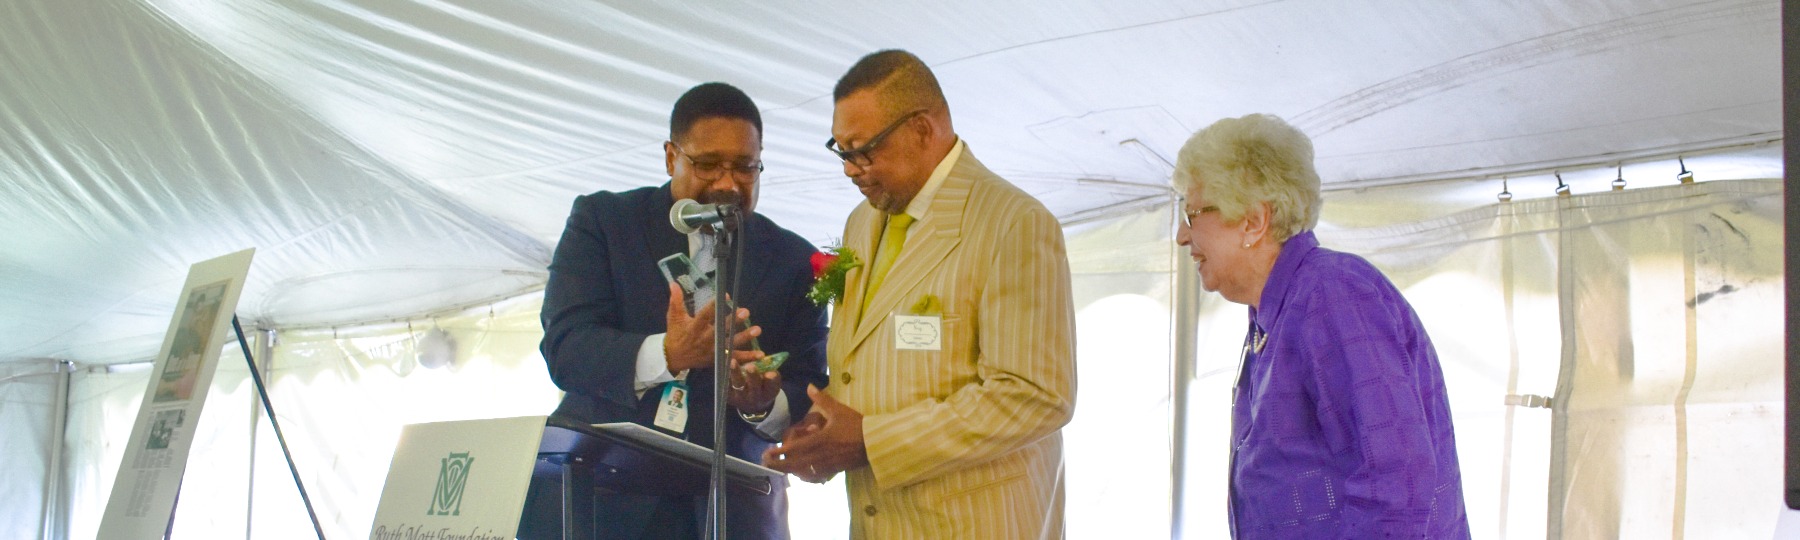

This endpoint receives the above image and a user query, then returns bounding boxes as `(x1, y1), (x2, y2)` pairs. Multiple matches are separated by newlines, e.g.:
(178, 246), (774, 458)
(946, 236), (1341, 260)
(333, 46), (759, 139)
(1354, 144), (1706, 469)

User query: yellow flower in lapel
(909, 294), (942, 316)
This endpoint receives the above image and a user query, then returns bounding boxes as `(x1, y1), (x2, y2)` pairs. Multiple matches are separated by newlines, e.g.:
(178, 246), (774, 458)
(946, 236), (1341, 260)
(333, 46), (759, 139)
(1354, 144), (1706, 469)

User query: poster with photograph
(153, 281), (226, 403)
(98, 249), (254, 539)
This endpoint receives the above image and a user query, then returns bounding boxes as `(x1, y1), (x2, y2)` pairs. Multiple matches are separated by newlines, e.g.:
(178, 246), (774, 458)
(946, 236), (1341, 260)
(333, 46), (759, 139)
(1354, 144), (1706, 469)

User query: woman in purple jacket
(1173, 113), (1470, 539)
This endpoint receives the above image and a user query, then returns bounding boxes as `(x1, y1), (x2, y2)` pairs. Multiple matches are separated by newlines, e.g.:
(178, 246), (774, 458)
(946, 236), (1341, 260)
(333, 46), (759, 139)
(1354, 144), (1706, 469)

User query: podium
(367, 415), (781, 540)
(531, 415), (780, 540)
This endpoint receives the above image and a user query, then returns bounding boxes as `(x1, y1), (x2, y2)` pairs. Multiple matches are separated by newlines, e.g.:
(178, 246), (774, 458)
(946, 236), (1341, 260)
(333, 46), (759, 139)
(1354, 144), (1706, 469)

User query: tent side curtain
(0, 361), (64, 539)
(1179, 179), (1782, 537)
(28, 179), (1786, 538)
(1322, 179), (1783, 538)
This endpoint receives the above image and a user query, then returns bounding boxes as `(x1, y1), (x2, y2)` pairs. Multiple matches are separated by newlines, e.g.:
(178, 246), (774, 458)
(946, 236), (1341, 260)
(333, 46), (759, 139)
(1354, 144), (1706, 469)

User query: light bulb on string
(1497, 177), (1513, 202)
(1676, 156), (1695, 184)
(418, 326), (457, 370)
(1612, 164), (1626, 191)
(1554, 172), (1570, 197)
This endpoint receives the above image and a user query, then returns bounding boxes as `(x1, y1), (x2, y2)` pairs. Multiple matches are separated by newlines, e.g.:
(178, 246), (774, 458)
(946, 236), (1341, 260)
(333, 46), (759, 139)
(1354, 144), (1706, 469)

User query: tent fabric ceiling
(0, 0), (1781, 364)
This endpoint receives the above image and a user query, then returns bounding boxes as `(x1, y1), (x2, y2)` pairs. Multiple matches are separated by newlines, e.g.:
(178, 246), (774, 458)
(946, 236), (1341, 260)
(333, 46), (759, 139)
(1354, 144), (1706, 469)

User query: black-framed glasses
(825, 109), (926, 168)
(670, 142), (763, 182)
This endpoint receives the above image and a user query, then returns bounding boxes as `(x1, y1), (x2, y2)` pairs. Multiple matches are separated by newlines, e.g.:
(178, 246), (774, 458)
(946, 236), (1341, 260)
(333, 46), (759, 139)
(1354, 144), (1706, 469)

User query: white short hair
(1172, 114), (1321, 242)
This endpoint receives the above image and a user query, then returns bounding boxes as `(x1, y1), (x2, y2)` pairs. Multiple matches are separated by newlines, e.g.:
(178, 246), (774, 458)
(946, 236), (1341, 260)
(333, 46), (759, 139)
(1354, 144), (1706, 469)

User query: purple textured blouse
(1229, 231), (1469, 539)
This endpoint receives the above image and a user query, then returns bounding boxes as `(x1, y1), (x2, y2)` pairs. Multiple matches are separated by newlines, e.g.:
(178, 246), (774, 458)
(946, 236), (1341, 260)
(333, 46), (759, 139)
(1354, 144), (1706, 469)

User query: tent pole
(1168, 199), (1200, 539)
(40, 360), (71, 540)
(1782, 0), (1799, 511)
(244, 326), (279, 538)
(244, 329), (270, 539)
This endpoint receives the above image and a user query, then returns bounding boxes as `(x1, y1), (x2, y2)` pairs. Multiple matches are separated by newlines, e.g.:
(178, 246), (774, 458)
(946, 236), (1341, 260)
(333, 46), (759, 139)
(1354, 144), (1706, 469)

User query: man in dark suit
(528, 82), (829, 539)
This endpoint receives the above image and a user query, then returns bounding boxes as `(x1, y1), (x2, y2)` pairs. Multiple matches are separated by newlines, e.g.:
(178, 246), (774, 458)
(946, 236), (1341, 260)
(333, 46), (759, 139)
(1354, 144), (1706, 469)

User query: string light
(1554, 172), (1571, 197)
(1497, 177), (1513, 202)
(1612, 164), (1626, 191)
(1676, 156), (1695, 184)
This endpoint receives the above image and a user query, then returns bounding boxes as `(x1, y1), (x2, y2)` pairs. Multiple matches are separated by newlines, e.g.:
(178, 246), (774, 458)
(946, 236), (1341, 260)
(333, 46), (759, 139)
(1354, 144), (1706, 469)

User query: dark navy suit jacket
(539, 183), (828, 538)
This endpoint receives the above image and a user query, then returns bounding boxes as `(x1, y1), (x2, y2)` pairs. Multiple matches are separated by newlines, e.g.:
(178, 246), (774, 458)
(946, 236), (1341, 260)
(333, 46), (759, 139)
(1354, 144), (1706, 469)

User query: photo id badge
(894, 315), (942, 351)
(653, 381), (689, 434)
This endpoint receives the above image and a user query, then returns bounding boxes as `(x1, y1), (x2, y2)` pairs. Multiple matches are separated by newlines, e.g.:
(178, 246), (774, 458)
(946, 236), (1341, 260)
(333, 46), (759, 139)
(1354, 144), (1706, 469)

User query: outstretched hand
(664, 283), (759, 373)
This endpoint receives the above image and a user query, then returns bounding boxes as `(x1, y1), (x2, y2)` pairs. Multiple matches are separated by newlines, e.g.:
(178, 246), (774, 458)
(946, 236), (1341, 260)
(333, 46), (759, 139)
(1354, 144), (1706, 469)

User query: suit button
(863, 505), (878, 516)
(840, 372), (853, 384)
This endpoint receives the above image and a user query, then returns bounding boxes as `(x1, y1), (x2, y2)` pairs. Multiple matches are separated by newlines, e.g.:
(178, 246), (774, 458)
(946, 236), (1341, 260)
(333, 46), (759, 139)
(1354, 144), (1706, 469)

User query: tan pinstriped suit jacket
(828, 147), (1076, 539)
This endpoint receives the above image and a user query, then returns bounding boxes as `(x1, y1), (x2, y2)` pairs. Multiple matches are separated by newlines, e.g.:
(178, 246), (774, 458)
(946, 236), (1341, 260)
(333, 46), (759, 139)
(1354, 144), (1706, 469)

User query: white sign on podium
(368, 415), (546, 540)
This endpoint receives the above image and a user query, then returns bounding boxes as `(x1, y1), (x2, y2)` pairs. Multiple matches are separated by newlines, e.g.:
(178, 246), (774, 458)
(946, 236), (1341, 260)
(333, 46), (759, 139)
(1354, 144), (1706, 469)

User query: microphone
(669, 198), (738, 234)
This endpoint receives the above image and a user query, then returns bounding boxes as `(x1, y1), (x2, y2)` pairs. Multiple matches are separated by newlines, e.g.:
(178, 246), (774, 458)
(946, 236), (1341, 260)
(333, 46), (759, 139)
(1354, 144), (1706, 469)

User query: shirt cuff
(634, 333), (679, 399)
(748, 389), (792, 439)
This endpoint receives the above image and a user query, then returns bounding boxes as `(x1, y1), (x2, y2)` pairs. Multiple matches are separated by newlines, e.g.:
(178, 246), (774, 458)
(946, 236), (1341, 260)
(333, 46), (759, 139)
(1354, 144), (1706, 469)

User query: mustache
(700, 190), (742, 206)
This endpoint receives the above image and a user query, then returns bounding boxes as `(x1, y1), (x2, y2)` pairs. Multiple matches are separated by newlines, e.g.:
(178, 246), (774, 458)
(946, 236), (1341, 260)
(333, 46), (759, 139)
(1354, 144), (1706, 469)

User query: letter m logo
(428, 452), (473, 516)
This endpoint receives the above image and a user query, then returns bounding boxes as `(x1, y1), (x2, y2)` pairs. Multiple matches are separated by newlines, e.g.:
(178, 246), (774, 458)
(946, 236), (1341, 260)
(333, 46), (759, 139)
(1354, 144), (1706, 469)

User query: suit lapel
(642, 184), (686, 260)
(633, 185), (688, 327)
(836, 203), (883, 338)
(727, 217), (770, 309)
(846, 169), (972, 354)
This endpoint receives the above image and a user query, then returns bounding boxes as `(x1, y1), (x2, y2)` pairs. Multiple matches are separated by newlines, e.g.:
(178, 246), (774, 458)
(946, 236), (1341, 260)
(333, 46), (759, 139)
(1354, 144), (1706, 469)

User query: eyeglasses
(670, 142), (763, 182)
(825, 109), (926, 168)
(1180, 204), (1218, 228)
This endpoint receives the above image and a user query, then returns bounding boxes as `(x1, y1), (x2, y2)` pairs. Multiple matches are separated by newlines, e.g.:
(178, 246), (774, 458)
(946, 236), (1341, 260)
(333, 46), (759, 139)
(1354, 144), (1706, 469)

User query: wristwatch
(739, 408), (770, 423)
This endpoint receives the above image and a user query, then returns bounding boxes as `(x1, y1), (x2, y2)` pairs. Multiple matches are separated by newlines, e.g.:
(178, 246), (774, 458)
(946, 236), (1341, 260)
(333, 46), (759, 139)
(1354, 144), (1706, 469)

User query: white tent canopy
(0, 0), (1782, 364)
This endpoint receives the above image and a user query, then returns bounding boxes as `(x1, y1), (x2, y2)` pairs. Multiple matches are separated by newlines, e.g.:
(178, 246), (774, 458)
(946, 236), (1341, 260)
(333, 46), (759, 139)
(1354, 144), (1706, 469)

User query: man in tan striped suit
(763, 49), (1077, 539)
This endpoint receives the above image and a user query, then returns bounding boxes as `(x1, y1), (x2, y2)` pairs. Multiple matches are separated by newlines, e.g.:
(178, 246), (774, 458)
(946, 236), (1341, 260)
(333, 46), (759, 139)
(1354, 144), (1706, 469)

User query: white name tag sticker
(894, 315), (942, 351)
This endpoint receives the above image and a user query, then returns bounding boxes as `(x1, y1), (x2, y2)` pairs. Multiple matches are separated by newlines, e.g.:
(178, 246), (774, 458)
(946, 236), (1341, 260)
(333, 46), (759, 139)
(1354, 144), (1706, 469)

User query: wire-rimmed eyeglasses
(1180, 203), (1218, 228)
(671, 141), (762, 182)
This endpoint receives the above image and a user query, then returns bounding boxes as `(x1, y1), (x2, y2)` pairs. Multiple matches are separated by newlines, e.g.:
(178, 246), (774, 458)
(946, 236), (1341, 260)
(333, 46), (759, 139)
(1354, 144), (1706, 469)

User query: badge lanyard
(653, 378), (690, 434)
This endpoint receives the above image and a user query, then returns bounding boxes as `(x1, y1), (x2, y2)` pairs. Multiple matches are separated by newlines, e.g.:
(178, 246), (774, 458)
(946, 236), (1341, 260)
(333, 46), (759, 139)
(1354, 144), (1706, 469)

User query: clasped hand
(762, 385), (868, 483)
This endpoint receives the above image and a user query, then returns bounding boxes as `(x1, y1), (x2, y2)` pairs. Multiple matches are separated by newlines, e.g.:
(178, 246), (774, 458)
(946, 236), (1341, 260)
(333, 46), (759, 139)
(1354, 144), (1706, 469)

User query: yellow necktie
(860, 213), (915, 316)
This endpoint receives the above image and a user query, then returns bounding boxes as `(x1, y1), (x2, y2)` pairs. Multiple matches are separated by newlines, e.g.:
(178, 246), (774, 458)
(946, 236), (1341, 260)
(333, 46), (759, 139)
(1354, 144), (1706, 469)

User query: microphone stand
(704, 206), (739, 540)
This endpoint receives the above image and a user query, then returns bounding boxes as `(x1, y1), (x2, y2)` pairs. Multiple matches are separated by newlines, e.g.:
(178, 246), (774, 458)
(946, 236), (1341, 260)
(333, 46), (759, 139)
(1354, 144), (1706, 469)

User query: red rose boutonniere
(806, 246), (862, 306)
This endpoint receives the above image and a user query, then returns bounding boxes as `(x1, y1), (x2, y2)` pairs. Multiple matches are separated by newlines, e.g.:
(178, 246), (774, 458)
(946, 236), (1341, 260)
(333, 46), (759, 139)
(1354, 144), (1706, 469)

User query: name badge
(653, 381), (688, 434)
(894, 315), (942, 351)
